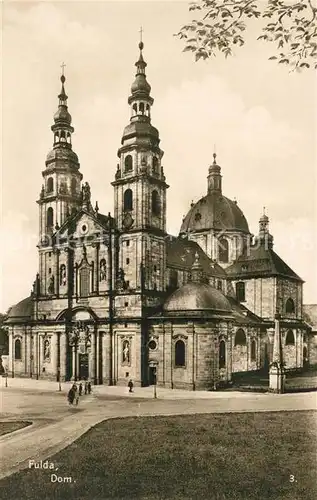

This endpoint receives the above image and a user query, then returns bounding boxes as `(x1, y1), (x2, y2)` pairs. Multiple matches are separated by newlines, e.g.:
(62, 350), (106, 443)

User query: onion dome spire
(129, 37), (152, 102)
(256, 207), (274, 248)
(51, 67), (74, 148)
(207, 152), (222, 194)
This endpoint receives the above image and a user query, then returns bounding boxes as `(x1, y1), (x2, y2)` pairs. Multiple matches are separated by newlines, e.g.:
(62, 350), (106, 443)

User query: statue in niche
(48, 275), (55, 294)
(59, 182), (67, 195)
(122, 340), (130, 363)
(43, 339), (50, 360)
(117, 268), (126, 290)
(99, 260), (107, 282)
(115, 164), (121, 180)
(60, 265), (67, 286)
(82, 182), (91, 204)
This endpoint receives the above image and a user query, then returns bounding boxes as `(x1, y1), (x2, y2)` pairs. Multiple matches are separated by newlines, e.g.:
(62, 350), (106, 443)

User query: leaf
(268, 56), (277, 60)
(279, 58), (289, 64)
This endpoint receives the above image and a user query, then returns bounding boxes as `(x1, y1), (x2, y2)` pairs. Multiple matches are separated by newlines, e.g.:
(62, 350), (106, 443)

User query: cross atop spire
(139, 26), (143, 43)
(61, 62), (66, 77)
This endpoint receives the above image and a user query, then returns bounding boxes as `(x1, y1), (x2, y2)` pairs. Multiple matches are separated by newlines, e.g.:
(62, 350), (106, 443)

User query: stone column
(60, 333), (67, 381)
(55, 249), (60, 297)
(94, 243), (100, 295)
(72, 346), (76, 380)
(269, 313), (285, 393)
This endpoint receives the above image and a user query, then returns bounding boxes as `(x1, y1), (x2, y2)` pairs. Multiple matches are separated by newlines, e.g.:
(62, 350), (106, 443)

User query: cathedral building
(4, 42), (313, 390)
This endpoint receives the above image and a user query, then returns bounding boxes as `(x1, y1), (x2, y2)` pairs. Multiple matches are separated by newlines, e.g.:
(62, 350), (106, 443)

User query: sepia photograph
(0, 0), (316, 499)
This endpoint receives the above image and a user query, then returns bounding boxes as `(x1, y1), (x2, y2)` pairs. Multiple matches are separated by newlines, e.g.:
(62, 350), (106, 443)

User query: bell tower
(37, 69), (83, 296)
(112, 40), (169, 296)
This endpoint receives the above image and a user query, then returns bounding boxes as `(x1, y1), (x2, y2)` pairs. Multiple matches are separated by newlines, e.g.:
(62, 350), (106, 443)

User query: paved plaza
(0, 377), (316, 481)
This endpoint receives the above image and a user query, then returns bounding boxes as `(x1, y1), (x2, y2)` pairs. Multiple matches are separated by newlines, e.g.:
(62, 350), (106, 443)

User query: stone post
(269, 313), (286, 394)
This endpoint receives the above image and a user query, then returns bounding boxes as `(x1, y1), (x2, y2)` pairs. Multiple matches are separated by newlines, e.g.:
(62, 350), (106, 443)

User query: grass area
(0, 411), (316, 500)
(0, 421), (32, 437)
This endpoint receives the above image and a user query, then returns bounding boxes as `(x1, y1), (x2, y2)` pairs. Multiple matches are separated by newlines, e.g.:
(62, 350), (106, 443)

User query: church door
(149, 366), (156, 385)
(79, 354), (89, 380)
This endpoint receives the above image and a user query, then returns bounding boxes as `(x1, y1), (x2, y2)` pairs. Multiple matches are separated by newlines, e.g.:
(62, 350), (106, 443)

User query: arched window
(124, 155), (133, 172)
(169, 269), (178, 289)
(139, 102), (144, 114)
(15, 339), (22, 360)
(54, 133), (59, 143)
(46, 207), (54, 228)
(60, 264), (67, 286)
(285, 298), (295, 314)
(218, 238), (229, 263)
(251, 339), (256, 361)
(219, 340), (226, 368)
(303, 346), (308, 365)
(146, 104), (150, 116)
(60, 130), (66, 142)
(67, 133), (71, 144)
(71, 178), (77, 195)
(123, 189), (133, 211)
(99, 259), (107, 281)
(47, 177), (54, 193)
(132, 103), (137, 115)
(80, 267), (90, 297)
(285, 330), (295, 346)
(151, 190), (160, 216)
(217, 280), (222, 291)
(236, 281), (245, 302)
(175, 340), (185, 367)
(152, 157), (159, 173)
(235, 328), (246, 346)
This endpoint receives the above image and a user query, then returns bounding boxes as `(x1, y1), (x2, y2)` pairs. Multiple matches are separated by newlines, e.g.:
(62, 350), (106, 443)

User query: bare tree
(176, 0), (317, 70)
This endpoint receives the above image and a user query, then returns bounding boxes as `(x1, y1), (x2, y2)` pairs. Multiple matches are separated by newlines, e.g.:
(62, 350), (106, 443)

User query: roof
(180, 193), (249, 234)
(5, 296), (33, 324)
(46, 146), (79, 165)
(303, 305), (317, 330)
(226, 245), (303, 282)
(163, 282), (231, 315)
(166, 236), (226, 278)
(226, 296), (262, 325)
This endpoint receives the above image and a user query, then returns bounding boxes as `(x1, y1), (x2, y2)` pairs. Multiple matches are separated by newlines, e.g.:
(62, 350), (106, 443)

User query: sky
(1, 0), (316, 312)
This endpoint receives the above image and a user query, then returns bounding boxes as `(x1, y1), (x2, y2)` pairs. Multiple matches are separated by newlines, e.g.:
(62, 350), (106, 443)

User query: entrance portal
(79, 353), (89, 380)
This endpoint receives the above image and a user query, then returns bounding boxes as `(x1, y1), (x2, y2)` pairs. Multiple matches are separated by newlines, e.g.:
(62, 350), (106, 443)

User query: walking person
(84, 381), (88, 395)
(128, 379), (134, 393)
(79, 382), (83, 396)
(67, 387), (75, 405)
(87, 381), (92, 395)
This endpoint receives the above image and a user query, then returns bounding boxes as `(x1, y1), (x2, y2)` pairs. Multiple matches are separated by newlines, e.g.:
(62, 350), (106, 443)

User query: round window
(81, 224), (88, 234)
(148, 340), (157, 350)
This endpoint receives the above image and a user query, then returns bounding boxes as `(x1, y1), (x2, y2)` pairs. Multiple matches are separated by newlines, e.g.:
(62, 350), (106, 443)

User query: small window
(124, 301), (128, 307)
(126, 240), (130, 247)
(124, 323), (128, 328)
(169, 269), (178, 289)
(195, 212), (201, 222)
(71, 178), (77, 194)
(236, 282), (245, 302)
(219, 340), (226, 368)
(153, 265), (157, 272)
(46, 207), (54, 228)
(139, 102), (145, 114)
(152, 157), (159, 173)
(285, 298), (295, 314)
(48, 267), (52, 274)
(251, 339), (256, 361)
(126, 280), (130, 288)
(15, 339), (22, 360)
(123, 189), (133, 211)
(175, 340), (185, 367)
(235, 328), (246, 346)
(48, 252), (52, 258)
(47, 177), (54, 193)
(285, 330), (295, 346)
(124, 155), (133, 172)
(217, 280), (222, 291)
(218, 238), (229, 263)
(126, 258), (130, 265)
(151, 190), (160, 216)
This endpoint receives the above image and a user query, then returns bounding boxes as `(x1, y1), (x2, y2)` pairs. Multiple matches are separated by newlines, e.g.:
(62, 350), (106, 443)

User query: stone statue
(122, 340), (130, 363)
(48, 275), (55, 294)
(43, 339), (50, 360)
(60, 265), (67, 286)
(99, 260), (107, 281)
(117, 267), (126, 290)
(82, 182), (91, 204)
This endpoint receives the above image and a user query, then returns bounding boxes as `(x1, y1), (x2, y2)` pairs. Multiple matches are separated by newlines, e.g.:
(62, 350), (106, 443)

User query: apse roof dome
(180, 193), (249, 234)
(163, 282), (232, 314)
(131, 74), (151, 94)
(54, 107), (72, 124)
(5, 296), (33, 324)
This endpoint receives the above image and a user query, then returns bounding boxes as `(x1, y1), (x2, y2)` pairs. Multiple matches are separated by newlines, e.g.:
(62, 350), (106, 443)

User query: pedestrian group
(67, 380), (91, 406)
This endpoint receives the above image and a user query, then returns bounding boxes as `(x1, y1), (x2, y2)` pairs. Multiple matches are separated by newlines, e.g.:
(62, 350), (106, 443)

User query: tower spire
(51, 70), (74, 148)
(207, 152), (222, 194)
(256, 208), (274, 248)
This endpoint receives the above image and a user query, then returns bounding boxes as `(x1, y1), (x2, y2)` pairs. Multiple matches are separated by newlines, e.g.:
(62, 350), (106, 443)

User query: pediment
(57, 210), (110, 242)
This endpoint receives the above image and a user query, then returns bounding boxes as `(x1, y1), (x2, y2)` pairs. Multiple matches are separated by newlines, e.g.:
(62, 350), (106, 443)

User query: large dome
(163, 282), (232, 314)
(46, 147), (79, 165)
(180, 193), (249, 234)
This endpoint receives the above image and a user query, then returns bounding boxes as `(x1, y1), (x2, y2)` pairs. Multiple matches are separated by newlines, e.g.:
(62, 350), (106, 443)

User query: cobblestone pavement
(0, 377), (316, 480)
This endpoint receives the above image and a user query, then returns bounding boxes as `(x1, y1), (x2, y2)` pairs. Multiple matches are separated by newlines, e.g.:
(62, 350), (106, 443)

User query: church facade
(4, 42), (313, 390)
